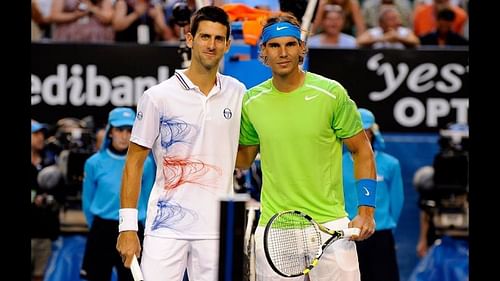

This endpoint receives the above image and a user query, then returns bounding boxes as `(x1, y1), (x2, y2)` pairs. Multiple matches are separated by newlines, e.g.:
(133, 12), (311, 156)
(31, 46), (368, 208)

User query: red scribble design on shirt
(162, 156), (222, 191)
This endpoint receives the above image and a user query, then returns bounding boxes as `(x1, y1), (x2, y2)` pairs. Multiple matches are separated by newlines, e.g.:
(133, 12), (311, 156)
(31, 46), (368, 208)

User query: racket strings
(267, 212), (322, 276)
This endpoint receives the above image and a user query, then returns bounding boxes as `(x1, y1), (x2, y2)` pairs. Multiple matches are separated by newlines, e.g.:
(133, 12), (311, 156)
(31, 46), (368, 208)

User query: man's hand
(116, 231), (141, 268)
(348, 206), (375, 241)
(416, 238), (428, 258)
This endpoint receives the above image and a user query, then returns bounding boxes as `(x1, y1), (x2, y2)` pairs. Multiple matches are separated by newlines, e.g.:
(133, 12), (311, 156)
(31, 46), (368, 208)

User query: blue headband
(261, 22), (301, 44)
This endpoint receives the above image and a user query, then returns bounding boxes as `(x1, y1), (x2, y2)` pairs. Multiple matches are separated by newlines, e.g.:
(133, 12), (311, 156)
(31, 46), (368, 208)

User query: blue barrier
(408, 236), (469, 281)
(44, 235), (117, 281)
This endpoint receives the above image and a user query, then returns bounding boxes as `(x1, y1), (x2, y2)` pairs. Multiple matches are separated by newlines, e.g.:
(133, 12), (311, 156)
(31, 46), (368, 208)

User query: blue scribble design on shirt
(151, 198), (197, 230)
(159, 116), (195, 150)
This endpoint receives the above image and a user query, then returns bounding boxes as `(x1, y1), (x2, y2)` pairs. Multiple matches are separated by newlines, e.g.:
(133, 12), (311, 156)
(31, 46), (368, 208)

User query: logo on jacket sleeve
(223, 108), (233, 119)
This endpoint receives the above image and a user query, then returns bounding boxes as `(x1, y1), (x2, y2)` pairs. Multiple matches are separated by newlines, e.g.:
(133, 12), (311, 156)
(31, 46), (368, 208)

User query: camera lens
(172, 2), (191, 27)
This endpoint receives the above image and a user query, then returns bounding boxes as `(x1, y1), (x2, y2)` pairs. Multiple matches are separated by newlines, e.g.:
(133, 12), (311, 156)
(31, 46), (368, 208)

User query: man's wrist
(357, 205), (375, 216)
(119, 208), (138, 232)
(356, 178), (377, 208)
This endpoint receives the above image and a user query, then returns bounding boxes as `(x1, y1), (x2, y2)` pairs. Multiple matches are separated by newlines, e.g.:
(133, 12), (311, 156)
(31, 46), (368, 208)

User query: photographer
(31, 120), (63, 281)
(410, 123), (469, 281)
(413, 165), (437, 258)
(165, 0), (194, 40)
(413, 123), (469, 258)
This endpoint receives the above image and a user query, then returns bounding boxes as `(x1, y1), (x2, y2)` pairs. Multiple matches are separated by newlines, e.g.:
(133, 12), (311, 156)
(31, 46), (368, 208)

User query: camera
(415, 123), (469, 238)
(171, 0), (193, 68)
(172, 0), (192, 27)
(47, 117), (96, 209)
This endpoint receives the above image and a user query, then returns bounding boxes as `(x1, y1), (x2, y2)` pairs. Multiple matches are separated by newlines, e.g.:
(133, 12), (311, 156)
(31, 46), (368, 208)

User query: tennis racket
(263, 210), (360, 277)
(131, 254), (144, 281)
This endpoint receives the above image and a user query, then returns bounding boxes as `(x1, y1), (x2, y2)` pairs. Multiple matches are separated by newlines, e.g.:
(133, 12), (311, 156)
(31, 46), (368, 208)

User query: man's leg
(186, 239), (219, 281)
(141, 235), (189, 281)
(254, 226), (306, 281)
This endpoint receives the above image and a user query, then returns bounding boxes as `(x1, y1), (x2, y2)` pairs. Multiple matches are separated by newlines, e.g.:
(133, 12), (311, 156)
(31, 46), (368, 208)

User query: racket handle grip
(131, 254), (144, 281)
(342, 228), (361, 238)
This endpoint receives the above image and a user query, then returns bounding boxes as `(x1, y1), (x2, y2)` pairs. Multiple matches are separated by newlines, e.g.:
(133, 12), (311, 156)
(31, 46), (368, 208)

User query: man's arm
(397, 29), (420, 48)
(416, 211), (430, 258)
(236, 145), (259, 169)
(343, 130), (376, 240)
(116, 142), (150, 267)
(356, 29), (378, 48)
(121, 142), (150, 208)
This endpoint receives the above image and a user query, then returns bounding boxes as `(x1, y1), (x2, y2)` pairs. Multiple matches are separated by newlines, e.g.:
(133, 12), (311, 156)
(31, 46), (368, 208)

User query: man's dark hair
(190, 5), (231, 40)
(437, 8), (456, 22)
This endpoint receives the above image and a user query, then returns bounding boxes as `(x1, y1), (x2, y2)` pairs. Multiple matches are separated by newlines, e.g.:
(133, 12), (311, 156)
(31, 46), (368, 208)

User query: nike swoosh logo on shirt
(276, 26), (288, 31)
(305, 94), (319, 101)
(363, 187), (370, 196)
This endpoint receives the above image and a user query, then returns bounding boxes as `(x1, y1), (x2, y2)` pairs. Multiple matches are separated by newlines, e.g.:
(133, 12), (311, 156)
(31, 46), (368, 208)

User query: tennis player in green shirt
(237, 13), (377, 281)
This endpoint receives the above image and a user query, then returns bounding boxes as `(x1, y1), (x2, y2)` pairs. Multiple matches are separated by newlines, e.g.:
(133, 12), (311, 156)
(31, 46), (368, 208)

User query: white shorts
(141, 235), (219, 281)
(255, 217), (360, 281)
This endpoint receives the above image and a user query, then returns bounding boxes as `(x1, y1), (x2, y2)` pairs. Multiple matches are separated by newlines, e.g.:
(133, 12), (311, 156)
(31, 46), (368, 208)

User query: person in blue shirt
(343, 108), (404, 281)
(81, 107), (155, 281)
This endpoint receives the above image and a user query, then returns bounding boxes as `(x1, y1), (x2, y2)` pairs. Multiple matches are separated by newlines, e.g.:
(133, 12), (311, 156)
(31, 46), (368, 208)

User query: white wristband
(119, 208), (138, 232)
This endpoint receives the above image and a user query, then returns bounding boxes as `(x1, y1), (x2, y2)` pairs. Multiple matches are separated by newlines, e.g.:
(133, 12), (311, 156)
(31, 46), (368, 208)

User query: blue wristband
(356, 178), (377, 207)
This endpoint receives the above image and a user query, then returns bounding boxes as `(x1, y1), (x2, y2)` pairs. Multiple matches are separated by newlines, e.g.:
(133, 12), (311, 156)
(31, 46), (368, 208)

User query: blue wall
(384, 133), (440, 280)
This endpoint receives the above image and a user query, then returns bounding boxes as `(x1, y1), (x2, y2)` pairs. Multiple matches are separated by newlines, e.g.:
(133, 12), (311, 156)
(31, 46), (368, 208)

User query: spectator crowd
(32, 0), (469, 48)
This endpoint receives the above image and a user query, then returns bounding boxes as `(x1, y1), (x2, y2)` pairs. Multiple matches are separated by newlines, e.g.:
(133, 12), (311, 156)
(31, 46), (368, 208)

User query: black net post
(218, 194), (249, 281)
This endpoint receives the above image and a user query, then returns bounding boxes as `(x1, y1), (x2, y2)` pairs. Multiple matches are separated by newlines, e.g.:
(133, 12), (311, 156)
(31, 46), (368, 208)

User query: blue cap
(358, 108), (385, 150)
(358, 108), (375, 130)
(100, 107), (136, 151)
(31, 120), (47, 133)
(108, 107), (135, 127)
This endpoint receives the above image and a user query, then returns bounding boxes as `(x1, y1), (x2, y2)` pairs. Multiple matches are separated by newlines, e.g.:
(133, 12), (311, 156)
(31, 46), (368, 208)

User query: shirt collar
(174, 69), (222, 92)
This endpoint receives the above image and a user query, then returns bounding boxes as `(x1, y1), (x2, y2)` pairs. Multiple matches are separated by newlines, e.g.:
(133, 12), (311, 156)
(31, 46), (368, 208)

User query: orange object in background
(241, 20), (265, 45)
(223, 3), (277, 45)
(223, 3), (272, 21)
